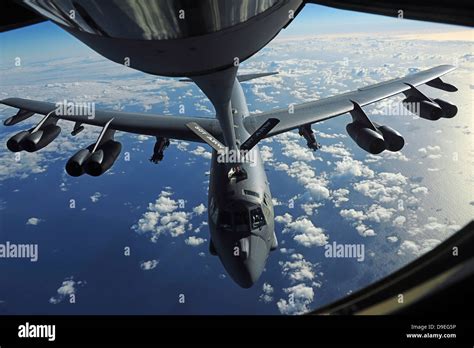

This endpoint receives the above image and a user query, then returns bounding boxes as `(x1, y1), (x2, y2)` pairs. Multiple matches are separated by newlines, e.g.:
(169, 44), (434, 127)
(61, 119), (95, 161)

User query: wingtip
(439, 64), (457, 71)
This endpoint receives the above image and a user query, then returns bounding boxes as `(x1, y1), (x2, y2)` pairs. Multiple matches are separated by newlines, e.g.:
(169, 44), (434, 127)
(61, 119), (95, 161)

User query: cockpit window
(244, 190), (260, 198)
(250, 208), (266, 230)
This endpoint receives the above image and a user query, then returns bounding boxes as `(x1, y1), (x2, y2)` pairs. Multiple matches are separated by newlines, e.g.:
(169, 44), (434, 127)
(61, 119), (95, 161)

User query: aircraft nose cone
(233, 235), (268, 288)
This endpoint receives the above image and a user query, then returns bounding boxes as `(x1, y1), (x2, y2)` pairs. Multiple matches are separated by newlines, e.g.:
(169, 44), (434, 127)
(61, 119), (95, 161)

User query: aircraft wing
(243, 65), (457, 138)
(0, 97), (222, 143)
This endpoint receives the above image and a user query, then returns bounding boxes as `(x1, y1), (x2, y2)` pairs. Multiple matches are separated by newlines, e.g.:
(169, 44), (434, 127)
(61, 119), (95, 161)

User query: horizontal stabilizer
(179, 72), (278, 83)
(236, 72), (278, 82)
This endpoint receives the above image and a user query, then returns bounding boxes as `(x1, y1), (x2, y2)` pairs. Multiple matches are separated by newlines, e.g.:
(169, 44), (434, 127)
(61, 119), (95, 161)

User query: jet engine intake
(21, 124), (61, 152)
(402, 96), (444, 120)
(6, 130), (30, 152)
(433, 98), (458, 118)
(376, 125), (405, 152)
(7, 125), (61, 153)
(65, 145), (94, 177)
(346, 122), (385, 154)
(83, 140), (122, 177)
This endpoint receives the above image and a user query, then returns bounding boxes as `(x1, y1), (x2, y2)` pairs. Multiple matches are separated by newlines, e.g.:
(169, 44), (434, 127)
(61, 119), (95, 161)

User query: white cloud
(277, 283), (314, 315)
(340, 208), (365, 220)
(190, 146), (212, 159)
(392, 215), (406, 227)
(136, 134), (150, 142)
(279, 253), (315, 283)
(133, 191), (197, 241)
(422, 217), (460, 234)
(140, 259), (159, 270)
(282, 161), (330, 200)
(315, 131), (346, 139)
(260, 145), (274, 162)
(275, 213), (293, 224)
(355, 223), (376, 237)
(320, 143), (351, 158)
(259, 283), (274, 303)
(49, 277), (85, 304)
(176, 141), (189, 151)
(185, 236), (207, 246)
(331, 188), (350, 207)
(411, 186), (428, 195)
(148, 191), (178, 213)
(397, 238), (441, 256)
(26, 217), (42, 225)
(418, 145), (441, 159)
(334, 156), (374, 178)
(283, 217), (328, 247)
(192, 203), (207, 216)
(282, 141), (316, 161)
(365, 205), (394, 223)
(365, 151), (409, 163)
(90, 192), (102, 203)
(353, 172), (407, 203)
(300, 202), (322, 216)
(340, 204), (394, 236)
(387, 236), (399, 243)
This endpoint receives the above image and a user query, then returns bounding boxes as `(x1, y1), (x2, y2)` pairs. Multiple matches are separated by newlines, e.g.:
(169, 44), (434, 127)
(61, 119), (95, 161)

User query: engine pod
(66, 148), (92, 177)
(433, 98), (458, 118)
(21, 125), (61, 152)
(84, 140), (122, 176)
(6, 130), (30, 152)
(377, 125), (405, 152)
(346, 122), (386, 154)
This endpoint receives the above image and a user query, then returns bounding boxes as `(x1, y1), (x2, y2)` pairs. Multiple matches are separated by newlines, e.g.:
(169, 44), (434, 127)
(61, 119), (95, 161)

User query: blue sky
(0, 4), (462, 64)
(282, 4), (460, 36)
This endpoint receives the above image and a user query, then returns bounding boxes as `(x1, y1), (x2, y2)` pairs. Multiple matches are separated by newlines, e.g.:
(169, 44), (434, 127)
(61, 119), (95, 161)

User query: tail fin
(236, 72), (278, 82)
(179, 72), (278, 83)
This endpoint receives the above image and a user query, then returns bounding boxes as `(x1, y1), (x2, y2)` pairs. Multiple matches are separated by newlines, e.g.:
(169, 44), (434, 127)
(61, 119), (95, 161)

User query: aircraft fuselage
(207, 79), (277, 288)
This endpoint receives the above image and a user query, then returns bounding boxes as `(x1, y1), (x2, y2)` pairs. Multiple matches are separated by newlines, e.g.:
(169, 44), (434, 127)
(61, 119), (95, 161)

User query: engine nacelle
(433, 98), (457, 118)
(346, 122), (385, 154)
(402, 96), (444, 120)
(6, 130), (30, 152)
(21, 125), (61, 152)
(376, 125), (404, 152)
(84, 140), (122, 177)
(65, 146), (94, 177)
